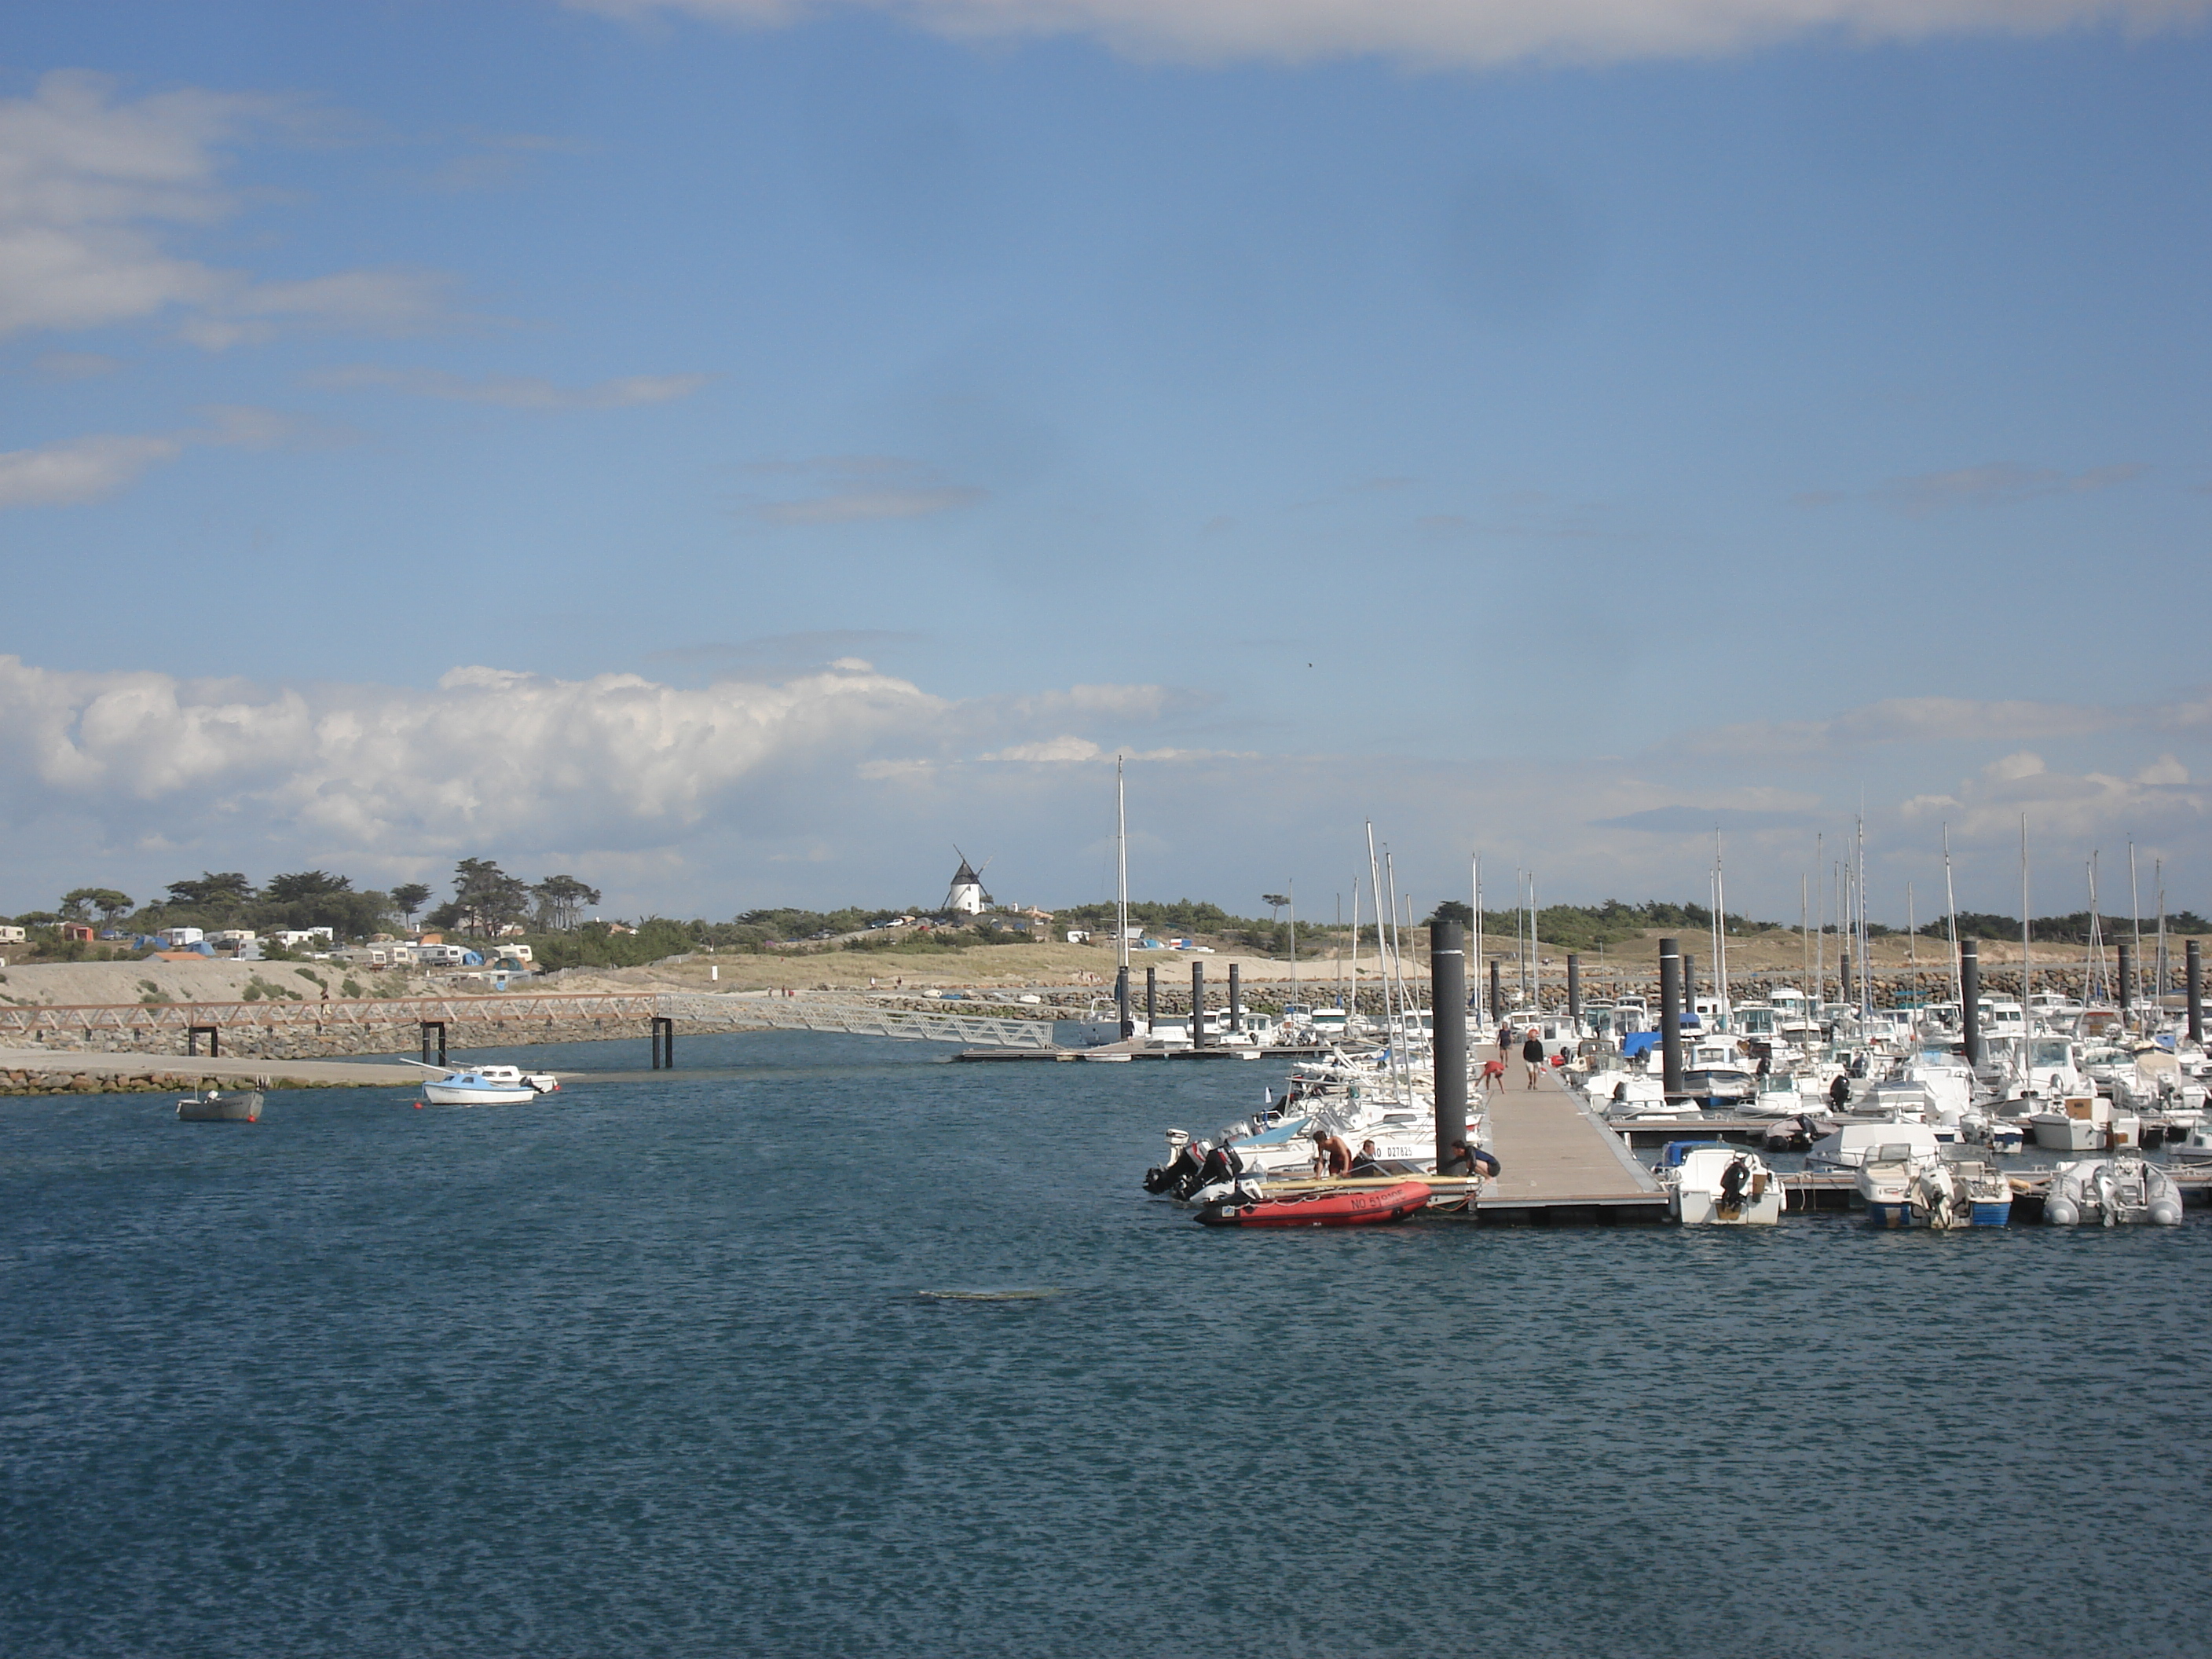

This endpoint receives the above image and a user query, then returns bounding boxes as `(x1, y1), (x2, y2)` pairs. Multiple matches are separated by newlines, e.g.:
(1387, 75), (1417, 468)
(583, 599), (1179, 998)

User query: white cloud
(982, 736), (1104, 762)
(566, 0), (2212, 67)
(0, 657), (1199, 866)
(0, 432), (182, 507)
(0, 71), (462, 346)
(0, 405), (336, 510)
(315, 364), (713, 408)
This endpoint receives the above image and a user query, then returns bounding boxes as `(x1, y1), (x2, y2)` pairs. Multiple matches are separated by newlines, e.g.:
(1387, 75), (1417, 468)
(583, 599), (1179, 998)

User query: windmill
(944, 847), (994, 915)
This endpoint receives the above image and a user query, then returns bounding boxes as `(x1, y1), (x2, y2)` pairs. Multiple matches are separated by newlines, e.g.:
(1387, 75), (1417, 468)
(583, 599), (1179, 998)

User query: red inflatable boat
(1196, 1181), (1434, 1228)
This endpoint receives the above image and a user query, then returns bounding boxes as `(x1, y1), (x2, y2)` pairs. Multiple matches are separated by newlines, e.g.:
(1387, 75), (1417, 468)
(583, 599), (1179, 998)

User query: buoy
(413, 1101), (423, 1109)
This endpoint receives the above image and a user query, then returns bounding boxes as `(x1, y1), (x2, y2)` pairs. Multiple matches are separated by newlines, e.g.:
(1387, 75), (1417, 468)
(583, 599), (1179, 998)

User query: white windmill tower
(943, 848), (994, 916)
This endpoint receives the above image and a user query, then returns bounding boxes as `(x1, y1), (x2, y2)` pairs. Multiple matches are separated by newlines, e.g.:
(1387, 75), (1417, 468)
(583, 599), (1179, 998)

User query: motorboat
(1195, 1179), (1439, 1228)
(2029, 1095), (2109, 1152)
(1859, 1147), (2012, 1228)
(412, 1063), (561, 1106)
(1595, 1073), (1703, 1124)
(2169, 1122), (2212, 1166)
(1655, 1141), (1782, 1225)
(1856, 1140), (1936, 1226)
(2044, 1155), (2183, 1226)
(177, 1089), (262, 1122)
(1680, 1038), (1756, 1105)
(1807, 1121), (1943, 1173)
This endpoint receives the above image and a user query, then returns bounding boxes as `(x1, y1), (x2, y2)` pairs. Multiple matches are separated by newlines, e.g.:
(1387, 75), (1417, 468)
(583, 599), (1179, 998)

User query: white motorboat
(2044, 1155), (2183, 1226)
(1595, 1073), (1702, 1124)
(410, 1063), (561, 1106)
(1856, 1144), (2012, 1228)
(2029, 1094), (2109, 1152)
(1656, 1141), (1782, 1225)
(1807, 1121), (1943, 1173)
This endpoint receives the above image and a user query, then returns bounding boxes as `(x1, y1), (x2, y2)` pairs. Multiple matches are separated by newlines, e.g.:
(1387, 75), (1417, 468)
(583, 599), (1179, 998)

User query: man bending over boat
(1311, 1130), (1354, 1177)
(1440, 1141), (1502, 1178)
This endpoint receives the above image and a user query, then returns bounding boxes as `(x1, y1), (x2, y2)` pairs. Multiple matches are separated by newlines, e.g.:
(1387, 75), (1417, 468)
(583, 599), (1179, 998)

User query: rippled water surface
(5, 1034), (2209, 1658)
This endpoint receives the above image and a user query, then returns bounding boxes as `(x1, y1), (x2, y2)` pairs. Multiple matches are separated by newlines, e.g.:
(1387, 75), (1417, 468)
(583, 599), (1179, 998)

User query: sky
(2, 0), (2208, 927)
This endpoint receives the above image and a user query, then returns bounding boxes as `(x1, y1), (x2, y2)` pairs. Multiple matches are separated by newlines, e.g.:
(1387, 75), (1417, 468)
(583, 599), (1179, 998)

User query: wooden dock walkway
(1472, 1068), (1669, 1224)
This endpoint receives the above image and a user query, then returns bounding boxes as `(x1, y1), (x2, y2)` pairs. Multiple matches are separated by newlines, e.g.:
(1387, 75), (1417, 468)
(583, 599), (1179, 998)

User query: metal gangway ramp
(657, 991), (1059, 1050)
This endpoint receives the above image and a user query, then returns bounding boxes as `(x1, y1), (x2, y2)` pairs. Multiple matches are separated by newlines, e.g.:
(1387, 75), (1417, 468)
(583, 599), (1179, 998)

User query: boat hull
(421, 1084), (539, 1106)
(1196, 1180), (1433, 1228)
(177, 1093), (262, 1122)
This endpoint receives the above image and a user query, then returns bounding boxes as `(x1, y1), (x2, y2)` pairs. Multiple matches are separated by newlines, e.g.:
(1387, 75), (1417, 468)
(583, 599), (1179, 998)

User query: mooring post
(1228, 963), (1242, 1033)
(1488, 959), (1501, 1024)
(1840, 951), (1853, 1010)
(1145, 967), (1157, 1035)
(1431, 919), (1468, 1169)
(421, 1020), (447, 1067)
(1566, 952), (1581, 1025)
(2118, 943), (2133, 1018)
(1115, 965), (1133, 1040)
(1961, 940), (1982, 1069)
(650, 1015), (674, 1069)
(1684, 950), (1697, 1014)
(1190, 961), (1206, 1049)
(2190, 939), (2203, 1046)
(1659, 937), (1685, 1100)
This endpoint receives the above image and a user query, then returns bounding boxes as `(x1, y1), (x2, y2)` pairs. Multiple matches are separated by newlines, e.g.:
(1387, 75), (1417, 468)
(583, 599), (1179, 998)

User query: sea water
(4, 1032), (2208, 1658)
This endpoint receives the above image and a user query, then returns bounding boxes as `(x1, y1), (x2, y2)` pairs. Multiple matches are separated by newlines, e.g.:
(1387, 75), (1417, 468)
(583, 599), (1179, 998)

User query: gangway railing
(655, 992), (1057, 1049)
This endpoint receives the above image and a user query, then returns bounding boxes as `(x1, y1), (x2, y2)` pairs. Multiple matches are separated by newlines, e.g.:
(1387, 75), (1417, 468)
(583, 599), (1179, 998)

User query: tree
(263, 870), (352, 903)
(1262, 893), (1290, 927)
(165, 872), (255, 910)
(392, 884), (431, 928)
(452, 858), (532, 936)
(1428, 899), (1474, 928)
(532, 874), (603, 932)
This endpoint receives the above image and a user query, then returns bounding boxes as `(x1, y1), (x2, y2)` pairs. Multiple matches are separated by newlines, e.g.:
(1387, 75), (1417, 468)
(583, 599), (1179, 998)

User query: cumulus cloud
(314, 364), (712, 408)
(566, 0), (2212, 67)
(0, 71), (463, 346)
(741, 456), (987, 524)
(1899, 749), (2206, 843)
(0, 657), (1196, 864)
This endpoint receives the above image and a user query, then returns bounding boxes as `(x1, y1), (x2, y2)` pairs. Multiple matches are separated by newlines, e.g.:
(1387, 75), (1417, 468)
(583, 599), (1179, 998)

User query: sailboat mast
(1814, 833), (1826, 1008)
(2130, 840), (2143, 1016)
(2020, 815), (2032, 1007)
(1115, 756), (1131, 1038)
(1943, 822), (1961, 1005)
(1287, 878), (1297, 991)
(1471, 852), (1482, 1022)
(1907, 881), (1917, 1008)
(1712, 830), (1727, 1027)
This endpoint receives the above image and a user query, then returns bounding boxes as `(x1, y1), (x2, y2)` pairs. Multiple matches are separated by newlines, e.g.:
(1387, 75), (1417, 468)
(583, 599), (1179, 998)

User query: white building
(158, 927), (204, 947)
(943, 855), (992, 916)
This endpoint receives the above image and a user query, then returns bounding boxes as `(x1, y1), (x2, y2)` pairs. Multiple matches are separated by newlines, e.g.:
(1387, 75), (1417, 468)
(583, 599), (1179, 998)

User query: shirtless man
(1311, 1130), (1353, 1177)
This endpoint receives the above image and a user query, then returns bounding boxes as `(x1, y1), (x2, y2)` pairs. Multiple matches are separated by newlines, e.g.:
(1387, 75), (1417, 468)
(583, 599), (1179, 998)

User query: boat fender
(2046, 1196), (2080, 1227)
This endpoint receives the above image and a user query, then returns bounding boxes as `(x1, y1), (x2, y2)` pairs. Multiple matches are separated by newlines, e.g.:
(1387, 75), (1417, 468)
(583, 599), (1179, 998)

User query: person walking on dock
(1522, 1030), (1546, 1088)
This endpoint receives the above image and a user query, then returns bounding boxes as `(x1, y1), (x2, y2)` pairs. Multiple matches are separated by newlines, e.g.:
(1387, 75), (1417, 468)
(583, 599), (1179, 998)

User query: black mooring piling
(1659, 936), (1685, 1100)
(2190, 940), (2203, 1046)
(1489, 959), (1502, 1023)
(1115, 965), (1133, 1040)
(1229, 963), (1242, 1033)
(1432, 919), (1468, 1169)
(1190, 961), (1206, 1049)
(1146, 966), (1157, 1034)
(1566, 952), (1580, 1024)
(1961, 939), (1981, 1069)
(2118, 943), (2133, 1015)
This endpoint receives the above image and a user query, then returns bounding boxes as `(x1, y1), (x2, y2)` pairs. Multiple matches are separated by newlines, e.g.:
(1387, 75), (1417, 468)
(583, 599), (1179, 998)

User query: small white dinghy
(406, 1062), (561, 1106)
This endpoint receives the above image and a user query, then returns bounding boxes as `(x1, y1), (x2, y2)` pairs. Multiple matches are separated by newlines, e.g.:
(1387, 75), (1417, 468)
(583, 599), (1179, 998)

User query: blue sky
(2, 0), (2208, 925)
